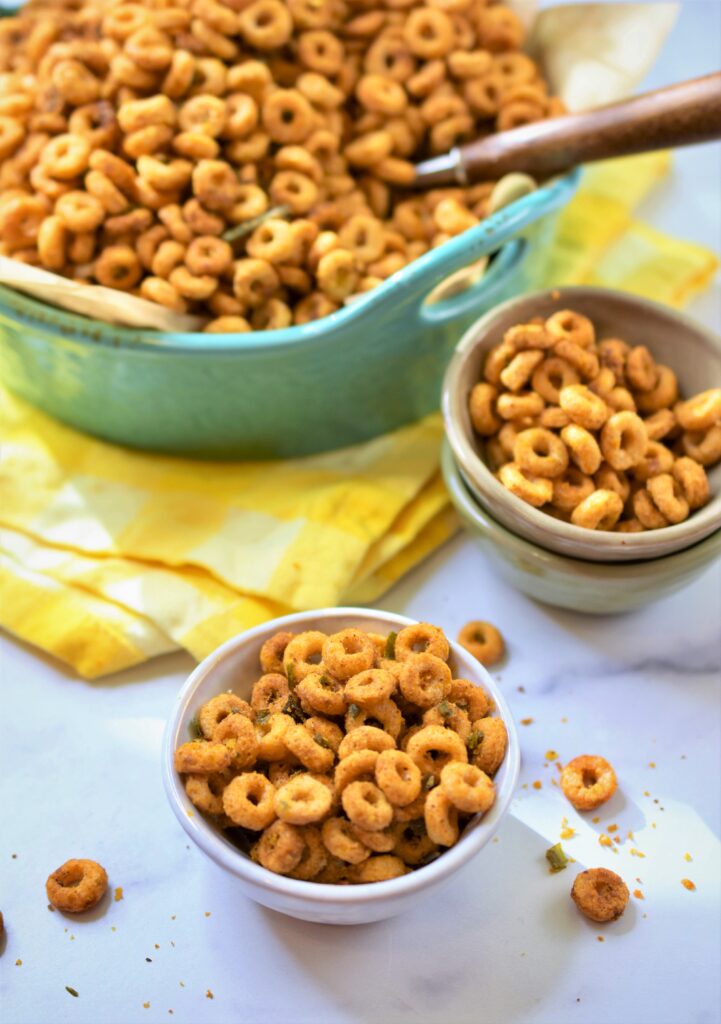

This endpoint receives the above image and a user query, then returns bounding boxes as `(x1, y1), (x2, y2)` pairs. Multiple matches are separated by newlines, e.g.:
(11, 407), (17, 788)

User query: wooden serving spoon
(413, 71), (721, 187)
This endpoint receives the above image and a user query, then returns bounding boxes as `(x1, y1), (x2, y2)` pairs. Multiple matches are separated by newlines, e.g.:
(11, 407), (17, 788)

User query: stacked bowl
(441, 286), (721, 613)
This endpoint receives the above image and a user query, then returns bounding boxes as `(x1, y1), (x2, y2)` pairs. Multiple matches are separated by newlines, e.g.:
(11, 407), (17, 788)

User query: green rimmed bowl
(0, 173), (578, 459)
(441, 440), (721, 614)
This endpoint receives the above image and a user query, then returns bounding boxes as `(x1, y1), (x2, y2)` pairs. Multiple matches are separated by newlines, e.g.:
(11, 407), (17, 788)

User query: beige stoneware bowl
(442, 287), (721, 562)
(162, 608), (520, 925)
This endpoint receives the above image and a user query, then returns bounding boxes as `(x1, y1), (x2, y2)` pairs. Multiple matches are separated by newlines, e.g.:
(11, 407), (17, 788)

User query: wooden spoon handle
(417, 72), (721, 186)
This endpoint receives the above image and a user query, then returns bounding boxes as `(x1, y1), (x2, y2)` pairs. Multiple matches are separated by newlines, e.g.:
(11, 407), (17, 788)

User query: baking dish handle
(419, 237), (527, 325)
(387, 172), (579, 325)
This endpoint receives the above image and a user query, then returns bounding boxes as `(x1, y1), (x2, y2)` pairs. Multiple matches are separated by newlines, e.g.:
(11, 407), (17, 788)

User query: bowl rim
(442, 284), (721, 560)
(162, 607), (520, 906)
(441, 437), (721, 571)
(0, 171), (579, 356)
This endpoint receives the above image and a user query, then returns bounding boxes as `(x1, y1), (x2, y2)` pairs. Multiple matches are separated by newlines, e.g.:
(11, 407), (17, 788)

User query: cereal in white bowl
(174, 620), (508, 885)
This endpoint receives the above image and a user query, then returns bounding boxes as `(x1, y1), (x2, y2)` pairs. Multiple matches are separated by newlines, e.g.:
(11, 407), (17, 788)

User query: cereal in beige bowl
(468, 307), (720, 532)
(173, 621), (507, 884)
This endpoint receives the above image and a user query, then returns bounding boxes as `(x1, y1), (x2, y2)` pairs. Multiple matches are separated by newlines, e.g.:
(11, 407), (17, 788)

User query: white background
(1, 3), (720, 1023)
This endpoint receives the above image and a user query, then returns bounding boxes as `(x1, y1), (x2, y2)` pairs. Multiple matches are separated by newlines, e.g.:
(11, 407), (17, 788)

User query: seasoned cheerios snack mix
(174, 622), (507, 883)
(0, 0), (563, 330)
(469, 308), (721, 531)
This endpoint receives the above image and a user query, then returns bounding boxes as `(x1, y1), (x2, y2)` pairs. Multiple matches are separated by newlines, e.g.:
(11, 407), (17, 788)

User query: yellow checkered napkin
(0, 153), (717, 678)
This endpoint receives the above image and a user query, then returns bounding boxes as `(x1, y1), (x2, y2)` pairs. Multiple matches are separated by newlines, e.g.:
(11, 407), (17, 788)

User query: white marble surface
(2, 4), (720, 1023)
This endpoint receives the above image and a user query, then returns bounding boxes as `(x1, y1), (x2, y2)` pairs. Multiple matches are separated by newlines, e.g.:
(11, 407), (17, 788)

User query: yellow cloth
(0, 152), (717, 678)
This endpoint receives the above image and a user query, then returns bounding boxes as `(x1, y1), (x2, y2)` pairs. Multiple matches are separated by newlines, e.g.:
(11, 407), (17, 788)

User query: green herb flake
(65, 987), (79, 998)
(313, 733), (331, 749)
(286, 664), (295, 688)
(424, 774), (437, 790)
(467, 730), (482, 752)
(282, 693), (306, 724)
(188, 715), (202, 740)
(437, 699), (453, 719)
(546, 843), (569, 873)
(255, 709), (270, 725)
(348, 703), (361, 719)
(318, 674), (332, 690)
(384, 631), (397, 659)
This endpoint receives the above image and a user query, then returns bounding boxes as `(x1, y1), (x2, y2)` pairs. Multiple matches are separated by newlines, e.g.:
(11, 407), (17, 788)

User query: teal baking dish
(0, 171), (579, 458)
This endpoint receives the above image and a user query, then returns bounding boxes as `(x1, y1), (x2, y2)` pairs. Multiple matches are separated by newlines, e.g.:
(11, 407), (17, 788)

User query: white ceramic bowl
(443, 287), (721, 562)
(162, 608), (520, 925)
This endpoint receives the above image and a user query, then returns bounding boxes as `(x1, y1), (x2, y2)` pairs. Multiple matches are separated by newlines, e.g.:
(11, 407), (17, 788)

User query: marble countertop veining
(1, 2), (720, 1022)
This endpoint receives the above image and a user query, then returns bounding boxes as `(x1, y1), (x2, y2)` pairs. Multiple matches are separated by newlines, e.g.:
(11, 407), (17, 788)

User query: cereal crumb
(633, 889), (644, 900)
(561, 717), (568, 723)
(643, 790), (650, 797)
(155, 944), (160, 949)
(206, 990), (214, 1000)
(186, 810), (194, 818)
(607, 824), (618, 833)
(684, 853), (692, 862)
(681, 879), (696, 892)
(11, 854), (17, 859)
(592, 816), (600, 823)
(111, 927), (117, 932)
(651, 823), (657, 829)
(47, 905), (55, 912)
(171, 915), (176, 921)
(599, 834), (613, 847)
(143, 1003), (150, 1009)
(517, 686), (526, 693)
(627, 830), (635, 841)
(597, 936), (605, 942)
(15, 959), (22, 966)
(532, 780), (542, 790)
(114, 887), (123, 902)
(204, 911), (211, 918)
(179, 982), (185, 988)
(520, 717), (534, 726)
(560, 827), (576, 840)
(545, 750), (559, 761)
(648, 762), (656, 768)
(630, 848), (646, 858)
